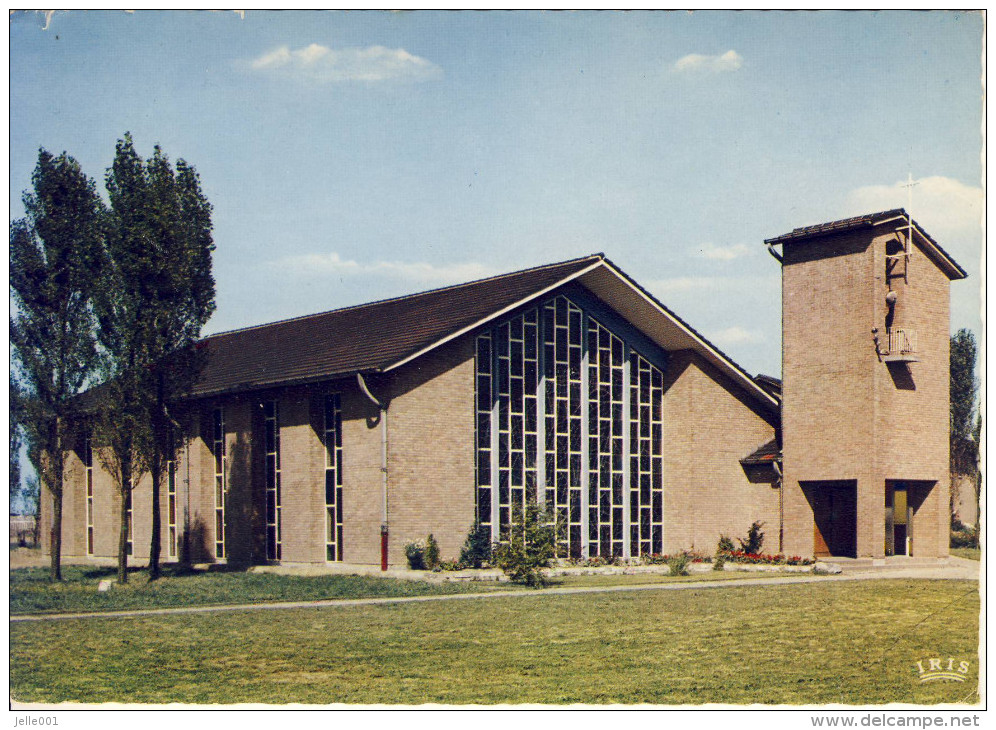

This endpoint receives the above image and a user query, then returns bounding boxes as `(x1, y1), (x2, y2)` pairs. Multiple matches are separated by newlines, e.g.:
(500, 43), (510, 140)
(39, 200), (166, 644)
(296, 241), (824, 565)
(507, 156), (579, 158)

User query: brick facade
(40, 234), (959, 567)
(780, 222), (955, 558)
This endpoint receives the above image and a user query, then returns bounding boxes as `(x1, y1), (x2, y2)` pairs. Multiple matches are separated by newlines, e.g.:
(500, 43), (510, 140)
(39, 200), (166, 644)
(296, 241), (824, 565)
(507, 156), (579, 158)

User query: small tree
(10, 149), (106, 580)
(491, 502), (558, 587)
(738, 521), (765, 555)
(459, 521), (492, 568)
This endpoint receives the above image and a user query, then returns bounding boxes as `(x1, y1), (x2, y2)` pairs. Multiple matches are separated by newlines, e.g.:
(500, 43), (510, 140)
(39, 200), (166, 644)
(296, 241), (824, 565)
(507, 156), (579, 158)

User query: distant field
(10, 579), (979, 705)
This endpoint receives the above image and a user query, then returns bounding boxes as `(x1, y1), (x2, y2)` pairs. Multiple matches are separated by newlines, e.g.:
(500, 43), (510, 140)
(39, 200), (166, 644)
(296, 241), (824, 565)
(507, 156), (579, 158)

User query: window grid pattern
(587, 318), (627, 557)
(474, 293), (666, 560)
(167, 456), (177, 559)
(474, 333), (493, 533)
(85, 431), (94, 556)
(213, 407), (226, 559)
(543, 296), (584, 557)
(629, 352), (664, 556)
(324, 394), (344, 562)
(264, 400), (282, 561)
(493, 311), (540, 540)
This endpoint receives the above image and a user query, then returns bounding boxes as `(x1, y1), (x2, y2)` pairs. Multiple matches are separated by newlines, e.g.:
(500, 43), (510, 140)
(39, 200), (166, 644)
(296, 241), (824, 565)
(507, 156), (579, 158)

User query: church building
(44, 209), (966, 567)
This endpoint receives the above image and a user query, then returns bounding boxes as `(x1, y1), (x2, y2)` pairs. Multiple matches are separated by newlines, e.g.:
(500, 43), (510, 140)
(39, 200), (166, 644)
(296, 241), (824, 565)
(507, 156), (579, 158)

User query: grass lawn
(950, 547), (981, 561)
(8, 564), (516, 615)
(9, 563), (801, 616)
(10, 579), (979, 705)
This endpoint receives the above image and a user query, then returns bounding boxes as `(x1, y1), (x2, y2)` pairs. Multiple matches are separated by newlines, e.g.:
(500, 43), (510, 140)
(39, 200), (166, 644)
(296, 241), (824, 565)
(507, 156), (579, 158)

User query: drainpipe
(765, 241), (783, 264)
(773, 459), (784, 554)
(357, 373), (389, 571)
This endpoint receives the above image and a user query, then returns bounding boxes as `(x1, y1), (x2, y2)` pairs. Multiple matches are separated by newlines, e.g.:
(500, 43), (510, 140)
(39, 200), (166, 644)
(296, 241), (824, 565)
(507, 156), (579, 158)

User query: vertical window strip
(126, 475), (134, 557)
(543, 296), (584, 557)
(324, 394), (343, 562)
(475, 333), (493, 535)
(85, 430), (94, 556)
(167, 454), (177, 559)
(587, 317), (627, 558)
(213, 407), (226, 559)
(629, 352), (664, 556)
(264, 400), (282, 561)
(492, 311), (541, 541)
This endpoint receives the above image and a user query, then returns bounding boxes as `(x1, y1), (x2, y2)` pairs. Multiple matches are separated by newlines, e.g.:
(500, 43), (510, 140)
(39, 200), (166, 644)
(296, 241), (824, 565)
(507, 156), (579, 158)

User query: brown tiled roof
(741, 438), (780, 466)
(765, 208), (967, 280)
(190, 254), (603, 397)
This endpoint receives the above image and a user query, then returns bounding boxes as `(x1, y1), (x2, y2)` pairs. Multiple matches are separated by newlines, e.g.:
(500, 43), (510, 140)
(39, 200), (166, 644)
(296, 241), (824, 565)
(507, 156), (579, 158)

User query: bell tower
(766, 209), (967, 559)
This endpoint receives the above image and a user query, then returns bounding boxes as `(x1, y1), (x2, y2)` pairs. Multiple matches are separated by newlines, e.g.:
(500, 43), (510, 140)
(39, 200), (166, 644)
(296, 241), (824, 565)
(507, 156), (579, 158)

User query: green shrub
(951, 529), (979, 549)
(738, 521), (765, 555)
(666, 551), (692, 576)
(404, 540), (426, 570)
(424, 534), (441, 570)
(491, 503), (557, 587)
(717, 535), (735, 554)
(713, 553), (726, 571)
(459, 521), (492, 568)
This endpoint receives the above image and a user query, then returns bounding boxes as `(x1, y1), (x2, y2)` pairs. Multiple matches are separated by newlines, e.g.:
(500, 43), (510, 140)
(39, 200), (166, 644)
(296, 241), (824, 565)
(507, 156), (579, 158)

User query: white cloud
(274, 252), (496, 285)
(845, 176), (983, 247)
(673, 49), (743, 73)
(694, 242), (752, 261)
(249, 43), (442, 83)
(706, 326), (764, 346)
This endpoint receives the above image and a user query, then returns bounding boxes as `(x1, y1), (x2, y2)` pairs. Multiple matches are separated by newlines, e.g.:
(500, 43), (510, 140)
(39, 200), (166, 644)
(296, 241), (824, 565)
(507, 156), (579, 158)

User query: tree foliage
(491, 502), (559, 587)
(94, 133), (215, 581)
(9, 149), (106, 580)
(950, 329), (979, 476)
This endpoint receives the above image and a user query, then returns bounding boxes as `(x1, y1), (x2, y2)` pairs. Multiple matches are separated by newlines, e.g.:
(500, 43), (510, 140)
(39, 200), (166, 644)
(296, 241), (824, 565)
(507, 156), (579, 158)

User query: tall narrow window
(629, 351), (664, 556)
(264, 400), (282, 561)
(84, 429), (94, 556)
(543, 296), (584, 556)
(475, 332), (493, 534)
(167, 449), (177, 560)
(213, 407), (227, 559)
(324, 394), (343, 561)
(587, 318), (626, 558)
(125, 477), (134, 557)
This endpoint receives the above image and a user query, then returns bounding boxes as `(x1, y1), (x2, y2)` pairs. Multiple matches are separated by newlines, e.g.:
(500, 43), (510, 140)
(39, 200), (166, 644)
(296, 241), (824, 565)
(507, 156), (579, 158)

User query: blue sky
(9, 10), (984, 378)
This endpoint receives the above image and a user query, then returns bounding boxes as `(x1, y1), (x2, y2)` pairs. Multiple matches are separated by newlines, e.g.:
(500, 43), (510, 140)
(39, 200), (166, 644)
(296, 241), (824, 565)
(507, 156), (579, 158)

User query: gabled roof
(187, 254), (780, 415)
(193, 255), (603, 397)
(765, 208), (968, 280)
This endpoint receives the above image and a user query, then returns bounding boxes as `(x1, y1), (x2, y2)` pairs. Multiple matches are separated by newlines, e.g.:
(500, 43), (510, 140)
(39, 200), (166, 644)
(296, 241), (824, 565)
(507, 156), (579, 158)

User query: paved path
(10, 560), (978, 623)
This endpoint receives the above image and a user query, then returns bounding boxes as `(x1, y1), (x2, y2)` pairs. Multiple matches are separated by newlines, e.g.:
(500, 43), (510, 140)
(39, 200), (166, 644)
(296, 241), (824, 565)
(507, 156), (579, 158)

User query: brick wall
(661, 350), (779, 554)
(781, 224), (954, 558)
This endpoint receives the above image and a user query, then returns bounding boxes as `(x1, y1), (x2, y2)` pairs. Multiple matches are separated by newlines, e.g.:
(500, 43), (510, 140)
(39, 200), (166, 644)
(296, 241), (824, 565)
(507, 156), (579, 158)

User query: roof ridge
(203, 253), (605, 340)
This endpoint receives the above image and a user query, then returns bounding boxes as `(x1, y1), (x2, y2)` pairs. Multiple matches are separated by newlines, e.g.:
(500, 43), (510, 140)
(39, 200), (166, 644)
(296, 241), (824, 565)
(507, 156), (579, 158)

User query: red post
(380, 524), (389, 571)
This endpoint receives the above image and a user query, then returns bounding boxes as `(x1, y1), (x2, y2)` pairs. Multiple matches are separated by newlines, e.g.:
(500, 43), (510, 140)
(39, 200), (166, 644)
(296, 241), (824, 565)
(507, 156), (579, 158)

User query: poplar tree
(10, 149), (106, 581)
(949, 329), (980, 531)
(95, 133), (215, 582)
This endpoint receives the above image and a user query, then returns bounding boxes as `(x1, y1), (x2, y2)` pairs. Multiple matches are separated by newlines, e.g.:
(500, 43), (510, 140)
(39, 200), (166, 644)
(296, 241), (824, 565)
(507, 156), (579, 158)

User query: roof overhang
(765, 209), (968, 281)
(383, 258), (779, 415)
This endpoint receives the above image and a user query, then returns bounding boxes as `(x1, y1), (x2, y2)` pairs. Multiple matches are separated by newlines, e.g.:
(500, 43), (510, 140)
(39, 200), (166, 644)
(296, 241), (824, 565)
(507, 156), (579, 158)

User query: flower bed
(720, 550), (813, 566)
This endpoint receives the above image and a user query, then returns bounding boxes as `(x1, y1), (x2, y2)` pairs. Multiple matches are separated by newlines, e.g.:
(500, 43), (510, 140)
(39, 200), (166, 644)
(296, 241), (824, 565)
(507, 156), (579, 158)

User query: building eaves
(765, 208), (968, 280)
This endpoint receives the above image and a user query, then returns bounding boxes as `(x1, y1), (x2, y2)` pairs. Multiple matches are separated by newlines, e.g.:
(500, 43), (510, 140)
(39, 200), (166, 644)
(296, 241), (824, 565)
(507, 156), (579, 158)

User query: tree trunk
(47, 426), (65, 582)
(118, 455), (130, 584)
(149, 461), (162, 580)
(49, 484), (63, 582)
(148, 375), (166, 581)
